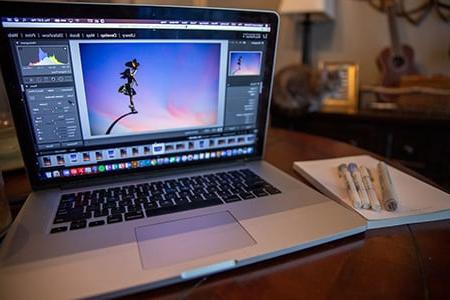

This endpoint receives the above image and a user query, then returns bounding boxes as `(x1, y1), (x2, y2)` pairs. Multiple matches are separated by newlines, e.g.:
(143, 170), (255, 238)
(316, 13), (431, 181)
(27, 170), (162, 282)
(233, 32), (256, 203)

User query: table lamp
(279, 0), (335, 65)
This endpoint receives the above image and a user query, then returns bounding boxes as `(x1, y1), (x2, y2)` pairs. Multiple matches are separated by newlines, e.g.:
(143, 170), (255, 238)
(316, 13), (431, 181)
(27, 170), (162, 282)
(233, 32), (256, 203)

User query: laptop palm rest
(135, 211), (256, 269)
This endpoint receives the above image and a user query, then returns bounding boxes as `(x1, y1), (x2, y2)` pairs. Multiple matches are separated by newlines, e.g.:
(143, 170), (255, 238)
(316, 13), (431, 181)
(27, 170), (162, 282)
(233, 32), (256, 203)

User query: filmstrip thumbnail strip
(43, 146), (255, 179)
(39, 134), (256, 168)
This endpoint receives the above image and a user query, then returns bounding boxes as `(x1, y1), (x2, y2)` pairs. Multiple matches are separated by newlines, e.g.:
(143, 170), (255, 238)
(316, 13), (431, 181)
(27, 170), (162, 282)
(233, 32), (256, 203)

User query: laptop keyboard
(50, 169), (281, 234)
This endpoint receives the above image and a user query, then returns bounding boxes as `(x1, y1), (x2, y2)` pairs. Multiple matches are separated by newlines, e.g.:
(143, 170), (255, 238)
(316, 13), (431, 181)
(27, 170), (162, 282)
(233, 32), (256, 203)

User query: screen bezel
(0, 1), (279, 190)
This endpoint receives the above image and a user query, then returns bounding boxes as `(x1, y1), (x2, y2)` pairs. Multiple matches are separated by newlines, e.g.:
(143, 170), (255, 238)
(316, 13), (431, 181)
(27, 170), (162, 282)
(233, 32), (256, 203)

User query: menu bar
(2, 17), (271, 32)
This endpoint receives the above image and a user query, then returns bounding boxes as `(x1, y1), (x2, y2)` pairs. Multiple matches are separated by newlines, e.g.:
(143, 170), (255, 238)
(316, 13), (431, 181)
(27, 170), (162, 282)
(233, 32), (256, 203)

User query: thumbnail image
(43, 157), (51, 167)
(120, 149), (128, 158)
(83, 152), (90, 161)
(69, 153), (78, 163)
(229, 51), (262, 76)
(107, 150), (116, 159)
(95, 151), (103, 161)
(56, 155), (65, 165)
(79, 42), (221, 137)
(132, 147), (139, 157)
(152, 144), (164, 154)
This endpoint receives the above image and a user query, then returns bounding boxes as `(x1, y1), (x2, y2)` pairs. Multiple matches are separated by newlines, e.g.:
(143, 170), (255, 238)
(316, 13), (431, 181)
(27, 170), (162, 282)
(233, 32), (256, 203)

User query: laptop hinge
(59, 159), (249, 190)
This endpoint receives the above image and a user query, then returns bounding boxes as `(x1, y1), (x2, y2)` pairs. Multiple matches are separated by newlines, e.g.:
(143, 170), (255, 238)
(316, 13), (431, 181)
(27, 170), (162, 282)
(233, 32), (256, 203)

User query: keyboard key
(58, 201), (73, 209)
(150, 194), (164, 201)
(83, 211), (92, 219)
(239, 192), (256, 200)
(86, 205), (100, 212)
(126, 205), (141, 212)
(189, 195), (203, 202)
(105, 196), (119, 203)
(124, 211), (144, 221)
(203, 193), (218, 200)
(107, 214), (123, 224)
(50, 226), (68, 234)
(178, 191), (192, 198)
(266, 187), (281, 194)
(66, 211), (91, 222)
(70, 219), (87, 230)
(55, 208), (70, 216)
(53, 215), (70, 224)
(111, 207), (126, 214)
(104, 202), (117, 209)
(94, 209), (109, 218)
(174, 198), (189, 205)
(118, 199), (133, 207)
(164, 192), (178, 200)
(134, 197), (148, 204)
(89, 220), (105, 227)
(159, 200), (174, 207)
(253, 189), (269, 197)
(146, 198), (223, 218)
(61, 193), (75, 202)
(143, 202), (158, 210)
(105, 195), (118, 202)
(222, 194), (241, 203)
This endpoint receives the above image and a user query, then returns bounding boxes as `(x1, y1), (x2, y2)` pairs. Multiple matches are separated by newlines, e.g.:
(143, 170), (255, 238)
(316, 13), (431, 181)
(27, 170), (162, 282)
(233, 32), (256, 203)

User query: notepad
(293, 155), (450, 229)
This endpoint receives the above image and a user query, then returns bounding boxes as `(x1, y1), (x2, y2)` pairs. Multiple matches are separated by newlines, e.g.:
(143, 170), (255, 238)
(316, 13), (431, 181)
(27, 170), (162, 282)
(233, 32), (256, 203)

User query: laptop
(0, 1), (365, 299)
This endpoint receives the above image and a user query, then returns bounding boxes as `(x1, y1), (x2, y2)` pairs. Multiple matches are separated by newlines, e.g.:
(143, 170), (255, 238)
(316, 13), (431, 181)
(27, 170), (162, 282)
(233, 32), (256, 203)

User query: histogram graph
(17, 45), (71, 76)
(28, 48), (66, 66)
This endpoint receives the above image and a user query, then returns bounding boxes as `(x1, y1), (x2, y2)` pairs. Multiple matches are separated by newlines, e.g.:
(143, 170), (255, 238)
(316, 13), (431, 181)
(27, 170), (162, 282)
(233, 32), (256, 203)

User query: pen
(338, 163), (362, 209)
(377, 162), (399, 211)
(348, 163), (370, 209)
(360, 166), (381, 211)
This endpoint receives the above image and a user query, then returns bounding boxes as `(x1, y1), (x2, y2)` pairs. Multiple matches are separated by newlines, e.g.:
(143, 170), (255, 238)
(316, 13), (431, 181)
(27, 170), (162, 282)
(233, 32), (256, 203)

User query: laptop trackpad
(135, 211), (256, 269)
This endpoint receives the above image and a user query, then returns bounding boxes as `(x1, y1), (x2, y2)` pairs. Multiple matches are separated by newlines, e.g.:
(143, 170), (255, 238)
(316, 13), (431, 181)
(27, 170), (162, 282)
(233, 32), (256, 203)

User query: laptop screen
(0, 2), (278, 188)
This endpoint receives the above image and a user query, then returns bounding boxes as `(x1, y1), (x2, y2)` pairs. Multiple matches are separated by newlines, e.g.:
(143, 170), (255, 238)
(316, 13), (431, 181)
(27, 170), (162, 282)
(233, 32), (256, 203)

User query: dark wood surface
(271, 110), (450, 192)
(3, 127), (450, 299)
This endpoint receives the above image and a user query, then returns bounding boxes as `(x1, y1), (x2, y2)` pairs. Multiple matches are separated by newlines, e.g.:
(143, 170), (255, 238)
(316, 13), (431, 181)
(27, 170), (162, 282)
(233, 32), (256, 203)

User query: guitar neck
(386, 3), (402, 55)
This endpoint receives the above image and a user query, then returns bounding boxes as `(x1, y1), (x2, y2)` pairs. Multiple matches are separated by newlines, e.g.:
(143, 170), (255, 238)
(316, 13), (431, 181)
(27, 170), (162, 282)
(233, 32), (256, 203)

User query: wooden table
(3, 127), (450, 299)
(271, 110), (450, 192)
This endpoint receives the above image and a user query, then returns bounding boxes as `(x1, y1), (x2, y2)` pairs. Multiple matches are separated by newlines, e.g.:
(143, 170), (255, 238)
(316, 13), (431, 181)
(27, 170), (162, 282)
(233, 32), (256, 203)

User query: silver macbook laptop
(0, 2), (365, 299)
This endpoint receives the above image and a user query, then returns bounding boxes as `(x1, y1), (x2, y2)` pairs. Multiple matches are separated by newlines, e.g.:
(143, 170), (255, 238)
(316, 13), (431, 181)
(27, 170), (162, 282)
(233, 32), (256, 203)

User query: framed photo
(319, 62), (359, 113)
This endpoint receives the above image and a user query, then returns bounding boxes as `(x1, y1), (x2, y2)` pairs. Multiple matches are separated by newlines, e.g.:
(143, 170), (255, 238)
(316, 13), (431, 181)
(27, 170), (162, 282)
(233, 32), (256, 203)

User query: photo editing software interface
(1, 16), (272, 180)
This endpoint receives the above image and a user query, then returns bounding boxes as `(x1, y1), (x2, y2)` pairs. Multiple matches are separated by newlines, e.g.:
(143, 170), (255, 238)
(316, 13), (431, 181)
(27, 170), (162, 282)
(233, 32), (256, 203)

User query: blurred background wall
(1, 0), (449, 113)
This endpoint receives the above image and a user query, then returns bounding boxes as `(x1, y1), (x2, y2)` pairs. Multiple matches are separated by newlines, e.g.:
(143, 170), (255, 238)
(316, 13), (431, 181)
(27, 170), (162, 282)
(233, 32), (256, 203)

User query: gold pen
(377, 162), (399, 211)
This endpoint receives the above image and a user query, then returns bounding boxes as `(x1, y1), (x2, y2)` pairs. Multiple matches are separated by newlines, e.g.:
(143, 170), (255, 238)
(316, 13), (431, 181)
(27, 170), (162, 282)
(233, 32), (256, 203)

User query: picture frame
(319, 61), (359, 113)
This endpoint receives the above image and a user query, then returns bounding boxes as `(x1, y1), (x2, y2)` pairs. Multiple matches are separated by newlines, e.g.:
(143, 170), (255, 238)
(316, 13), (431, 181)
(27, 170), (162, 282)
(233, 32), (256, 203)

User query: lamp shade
(279, 0), (335, 21)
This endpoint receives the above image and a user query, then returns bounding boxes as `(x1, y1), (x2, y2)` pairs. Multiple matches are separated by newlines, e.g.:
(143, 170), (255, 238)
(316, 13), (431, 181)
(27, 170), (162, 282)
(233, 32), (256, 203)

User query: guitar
(376, 0), (417, 93)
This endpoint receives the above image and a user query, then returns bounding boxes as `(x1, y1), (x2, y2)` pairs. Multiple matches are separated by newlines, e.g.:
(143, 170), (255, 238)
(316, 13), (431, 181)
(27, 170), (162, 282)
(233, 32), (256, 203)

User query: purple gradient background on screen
(79, 42), (221, 136)
(229, 51), (261, 76)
